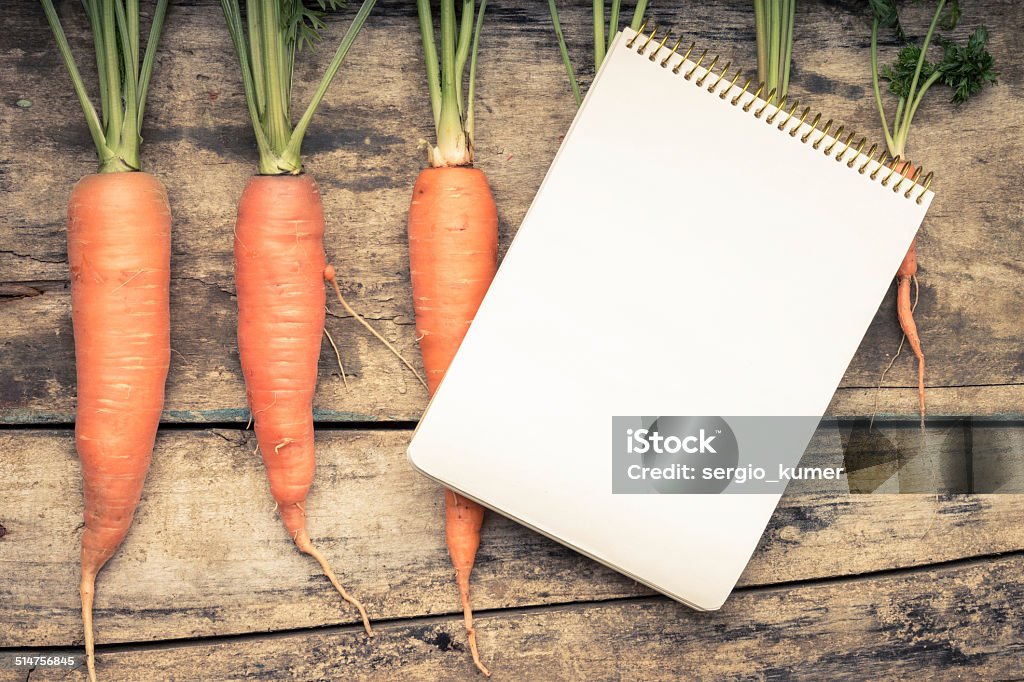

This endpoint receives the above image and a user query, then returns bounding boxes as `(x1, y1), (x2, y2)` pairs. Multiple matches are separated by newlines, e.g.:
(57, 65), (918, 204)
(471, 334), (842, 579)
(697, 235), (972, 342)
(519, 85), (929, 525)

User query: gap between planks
(3, 548), (1020, 656)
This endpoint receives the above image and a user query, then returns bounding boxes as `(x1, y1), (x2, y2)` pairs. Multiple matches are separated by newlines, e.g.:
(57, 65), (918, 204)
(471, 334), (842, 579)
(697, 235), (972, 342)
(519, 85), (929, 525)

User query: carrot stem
(546, 0), (582, 106)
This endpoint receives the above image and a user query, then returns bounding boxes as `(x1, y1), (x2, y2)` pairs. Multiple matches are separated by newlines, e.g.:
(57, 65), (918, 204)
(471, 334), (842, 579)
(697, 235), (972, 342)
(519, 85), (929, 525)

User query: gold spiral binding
(660, 36), (683, 67)
(696, 57), (724, 87)
(686, 50), (710, 80)
(870, 152), (891, 180)
(784, 106), (809, 133)
(720, 70), (742, 99)
(858, 144), (879, 173)
(799, 113), (821, 142)
(706, 61), (731, 91)
(845, 138), (867, 166)
(623, 24), (934, 201)
(742, 83), (764, 111)
(755, 89), (778, 118)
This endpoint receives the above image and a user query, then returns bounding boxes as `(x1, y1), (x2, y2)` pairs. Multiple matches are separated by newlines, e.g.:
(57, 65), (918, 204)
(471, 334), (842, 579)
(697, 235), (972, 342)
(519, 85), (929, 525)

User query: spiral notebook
(409, 27), (934, 609)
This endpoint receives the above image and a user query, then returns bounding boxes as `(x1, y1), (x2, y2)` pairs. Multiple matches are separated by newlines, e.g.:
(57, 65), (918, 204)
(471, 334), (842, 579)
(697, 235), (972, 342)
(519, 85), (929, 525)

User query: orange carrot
(409, 166), (499, 676)
(896, 233), (925, 422)
(413, 1), (494, 672)
(234, 174), (372, 634)
(71, 172), (171, 682)
(41, 2), (172, 678)
(868, 8), (997, 426)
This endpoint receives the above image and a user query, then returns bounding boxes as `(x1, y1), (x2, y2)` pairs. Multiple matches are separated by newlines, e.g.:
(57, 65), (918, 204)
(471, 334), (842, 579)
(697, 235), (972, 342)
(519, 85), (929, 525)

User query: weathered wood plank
(4, 555), (1022, 681)
(1, 0), (1022, 423)
(1, 428), (1021, 647)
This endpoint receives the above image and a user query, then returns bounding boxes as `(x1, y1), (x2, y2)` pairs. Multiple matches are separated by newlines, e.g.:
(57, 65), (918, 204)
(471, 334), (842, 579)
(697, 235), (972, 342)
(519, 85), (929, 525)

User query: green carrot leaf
(937, 26), (998, 104)
(283, 0), (345, 51)
(881, 44), (936, 100)
(939, 0), (961, 30)
(868, 0), (904, 39)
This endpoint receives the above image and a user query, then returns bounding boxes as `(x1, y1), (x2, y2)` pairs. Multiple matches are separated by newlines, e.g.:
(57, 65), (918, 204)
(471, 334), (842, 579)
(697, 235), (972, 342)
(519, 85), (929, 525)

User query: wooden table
(2, 1), (1022, 679)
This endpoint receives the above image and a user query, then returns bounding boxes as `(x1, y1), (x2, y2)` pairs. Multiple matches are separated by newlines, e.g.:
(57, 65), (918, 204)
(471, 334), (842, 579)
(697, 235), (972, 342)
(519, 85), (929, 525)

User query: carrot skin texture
(409, 166), (498, 675)
(235, 175), (325, 535)
(893, 163), (925, 422)
(69, 172), (171, 682)
(409, 167), (499, 395)
(234, 174), (372, 634)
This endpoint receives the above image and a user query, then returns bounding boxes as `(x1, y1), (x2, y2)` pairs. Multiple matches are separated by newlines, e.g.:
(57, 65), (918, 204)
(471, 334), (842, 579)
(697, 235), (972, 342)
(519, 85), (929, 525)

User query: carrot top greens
(41, 0), (169, 173)
(754, 0), (795, 102)
(869, 0), (997, 158)
(417, 0), (488, 168)
(219, 0), (376, 175)
(547, 0), (648, 106)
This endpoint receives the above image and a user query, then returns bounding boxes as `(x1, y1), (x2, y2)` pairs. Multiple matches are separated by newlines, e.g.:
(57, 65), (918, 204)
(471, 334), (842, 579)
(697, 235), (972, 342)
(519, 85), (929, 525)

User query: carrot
(894, 163), (925, 422)
(412, 1), (495, 675)
(868, 2), (997, 424)
(409, 167), (498, 676)
(220, 0), (381, 634)
(41, 2), (171, 680)
(73, 172), (171, 682)
(235, 174), (372, 633)
(409, 168), (499, 394)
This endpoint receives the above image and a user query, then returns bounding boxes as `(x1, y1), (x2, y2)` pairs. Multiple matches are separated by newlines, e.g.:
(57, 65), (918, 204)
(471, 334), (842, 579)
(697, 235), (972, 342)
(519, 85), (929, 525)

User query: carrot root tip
(296, 532), (374, 637)
(81, 573), (98, 682)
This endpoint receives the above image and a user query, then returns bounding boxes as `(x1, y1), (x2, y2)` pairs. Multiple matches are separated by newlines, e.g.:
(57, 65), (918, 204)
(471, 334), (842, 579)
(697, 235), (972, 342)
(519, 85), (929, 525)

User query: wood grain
(4, 555), (1022, 681)
(1, 0), (1022, 423)
(1, 428), (1021, 648)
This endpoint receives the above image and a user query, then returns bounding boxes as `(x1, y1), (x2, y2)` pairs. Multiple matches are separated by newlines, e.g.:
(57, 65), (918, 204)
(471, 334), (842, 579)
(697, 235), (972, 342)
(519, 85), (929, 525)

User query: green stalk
(466, 0), (487, 146)
(780, 0), (794, 99)
(892, 0), (946, 154)
(870, 19), (897, 154)
(454, 0), (474, 115)
(40, 0), (111, 164)
(608, 0), (621, 51)
(100, 2), (123, 154)
(768, 0), (780, 97)
(83, 1), (110, 128)
(629, 0), (648, 30)
(43, 0), (168, 172)
(112, 0), (140, 167)
(435, 0), (467, 164)
(246, 0), (266, 119)
(754, 0), (767, 87)
(137, 0), (169, 129)
(593, 0), (605, 70)
(221, 0), (276, 174)
(417, 0), (442, 128)
(892, 96), (906, 138)
(902, 0), (945, 131)
(895, 70), (942, 154)
(259, 0), (291, 154)
(418, 0), (486, 166)
(547, 0), (581, 106)
(283, 0), (378, 169)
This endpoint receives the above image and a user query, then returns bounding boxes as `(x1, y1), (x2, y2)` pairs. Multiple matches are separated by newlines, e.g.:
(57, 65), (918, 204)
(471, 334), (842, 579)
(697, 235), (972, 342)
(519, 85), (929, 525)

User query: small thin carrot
(868, 4), (998, 425)
(413, 2), (494, 674)
(895, 218), (925, 426)
(411, 166), (498, 679)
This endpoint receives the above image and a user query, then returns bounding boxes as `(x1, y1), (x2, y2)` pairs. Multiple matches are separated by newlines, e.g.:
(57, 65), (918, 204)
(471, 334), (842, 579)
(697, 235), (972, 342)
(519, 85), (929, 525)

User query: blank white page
(409, 28), (933, 610)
